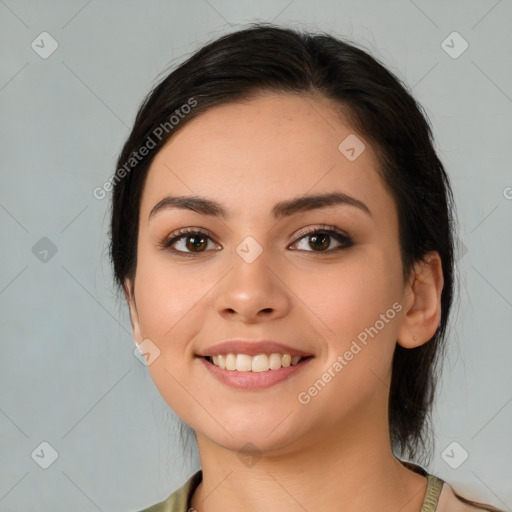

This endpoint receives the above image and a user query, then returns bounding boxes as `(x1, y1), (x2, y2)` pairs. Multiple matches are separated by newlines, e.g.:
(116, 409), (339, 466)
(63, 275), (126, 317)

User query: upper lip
(196, 340), (314, 357)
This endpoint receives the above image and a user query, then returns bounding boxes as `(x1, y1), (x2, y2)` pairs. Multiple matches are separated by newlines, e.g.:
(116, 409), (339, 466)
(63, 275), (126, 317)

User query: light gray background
(1, 1), (511, 510)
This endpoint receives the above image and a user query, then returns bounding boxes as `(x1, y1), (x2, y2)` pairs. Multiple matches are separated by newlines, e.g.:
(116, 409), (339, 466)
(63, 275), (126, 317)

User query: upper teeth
(210, 353), (303, 372)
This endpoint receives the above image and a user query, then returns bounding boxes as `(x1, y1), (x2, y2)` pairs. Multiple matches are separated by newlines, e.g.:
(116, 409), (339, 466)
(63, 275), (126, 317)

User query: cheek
(290, 255), (401, 339)
(133, 259), (210, 418)
(288, 255), (402, 403)
(134, 254), (209, 341)
(291, 263), (400, 421)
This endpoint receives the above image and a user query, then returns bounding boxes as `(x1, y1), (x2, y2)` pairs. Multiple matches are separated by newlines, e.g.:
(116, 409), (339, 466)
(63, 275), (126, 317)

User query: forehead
(140, 92), (394, 223)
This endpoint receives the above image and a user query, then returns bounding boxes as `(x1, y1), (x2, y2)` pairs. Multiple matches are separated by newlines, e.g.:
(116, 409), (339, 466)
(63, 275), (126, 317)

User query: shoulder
(404, 459), (503, 512)
(136, 470), (202, 512)
(438, 481), (503, 512)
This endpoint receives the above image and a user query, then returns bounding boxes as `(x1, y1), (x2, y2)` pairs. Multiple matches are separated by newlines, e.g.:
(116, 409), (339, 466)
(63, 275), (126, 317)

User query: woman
(109, 23), (502, 512)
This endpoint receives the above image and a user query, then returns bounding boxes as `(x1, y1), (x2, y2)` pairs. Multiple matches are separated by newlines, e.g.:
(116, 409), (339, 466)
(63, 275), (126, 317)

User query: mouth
(197, 353), (315, 390)
(201, 353), (313, 372)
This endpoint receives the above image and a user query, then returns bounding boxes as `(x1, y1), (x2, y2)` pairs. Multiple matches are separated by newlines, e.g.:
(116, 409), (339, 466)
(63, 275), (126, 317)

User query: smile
(207, 353), (305, 372)
(198, 354), (314, 390)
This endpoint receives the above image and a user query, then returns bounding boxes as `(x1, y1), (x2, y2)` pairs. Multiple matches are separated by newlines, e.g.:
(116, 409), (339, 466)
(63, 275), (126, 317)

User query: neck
(190, 409), (427, 512)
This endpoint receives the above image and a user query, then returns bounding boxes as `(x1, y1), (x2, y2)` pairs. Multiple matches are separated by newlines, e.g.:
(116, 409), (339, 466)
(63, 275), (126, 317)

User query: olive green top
(137, 462), (444, 512)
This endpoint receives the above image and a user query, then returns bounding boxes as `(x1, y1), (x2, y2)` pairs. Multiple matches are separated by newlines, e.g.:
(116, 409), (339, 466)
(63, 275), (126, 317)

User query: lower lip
(198, 356), (314, 390)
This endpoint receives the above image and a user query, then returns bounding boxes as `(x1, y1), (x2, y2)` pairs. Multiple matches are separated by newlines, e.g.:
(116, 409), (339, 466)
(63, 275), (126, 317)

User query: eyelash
(158, 225), (354, 257)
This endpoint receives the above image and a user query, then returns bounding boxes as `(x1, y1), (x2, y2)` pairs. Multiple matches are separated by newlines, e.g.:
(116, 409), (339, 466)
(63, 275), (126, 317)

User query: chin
(194, 416), (308, 456)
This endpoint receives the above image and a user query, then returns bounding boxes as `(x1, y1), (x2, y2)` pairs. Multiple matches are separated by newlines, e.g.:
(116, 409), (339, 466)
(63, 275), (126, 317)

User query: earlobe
(397, 251), (444, 349)
(124, 277), (142, 344)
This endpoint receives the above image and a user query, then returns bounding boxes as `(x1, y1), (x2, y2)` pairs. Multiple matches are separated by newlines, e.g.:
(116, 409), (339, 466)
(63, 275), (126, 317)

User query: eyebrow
(148, 191), (372, 221)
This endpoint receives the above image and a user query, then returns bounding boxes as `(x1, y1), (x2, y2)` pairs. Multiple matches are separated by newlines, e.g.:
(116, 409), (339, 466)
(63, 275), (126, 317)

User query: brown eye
(290, 226), (354, 253)
(182, 234), (207, 252)
(308, 233), (330, 251)
(160, 228), (220, 255)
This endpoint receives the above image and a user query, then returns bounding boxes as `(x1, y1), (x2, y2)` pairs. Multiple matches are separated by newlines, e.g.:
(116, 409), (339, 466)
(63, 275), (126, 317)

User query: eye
(158, 227), (221, 255)
(289, 225), (354, 253)
(159, 224), (353, 256)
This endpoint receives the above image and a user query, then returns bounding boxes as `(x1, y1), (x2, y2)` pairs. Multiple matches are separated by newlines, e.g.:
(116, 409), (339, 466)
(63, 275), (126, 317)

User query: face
(126, 92), (414, 455)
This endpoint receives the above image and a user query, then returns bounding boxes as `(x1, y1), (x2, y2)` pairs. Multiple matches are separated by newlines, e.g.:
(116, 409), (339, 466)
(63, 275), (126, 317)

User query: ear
(124, 277), (143, 344)
(397, 251), (444, 349)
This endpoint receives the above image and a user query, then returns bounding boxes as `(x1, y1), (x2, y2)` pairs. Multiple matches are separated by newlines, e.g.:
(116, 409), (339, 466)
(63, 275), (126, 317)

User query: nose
(214, 246), (292, 324)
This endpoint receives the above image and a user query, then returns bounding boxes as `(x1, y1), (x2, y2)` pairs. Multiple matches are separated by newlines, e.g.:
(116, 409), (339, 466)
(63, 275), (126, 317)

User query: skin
(125, 91), (444, 512)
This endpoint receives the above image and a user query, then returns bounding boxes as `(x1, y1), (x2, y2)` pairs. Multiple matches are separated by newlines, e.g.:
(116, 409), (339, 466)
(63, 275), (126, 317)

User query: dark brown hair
(108, 22), (500, 510)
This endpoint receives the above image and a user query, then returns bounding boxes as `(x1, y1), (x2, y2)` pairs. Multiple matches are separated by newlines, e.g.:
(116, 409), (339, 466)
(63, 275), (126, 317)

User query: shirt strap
(420, 474), (444, 512)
